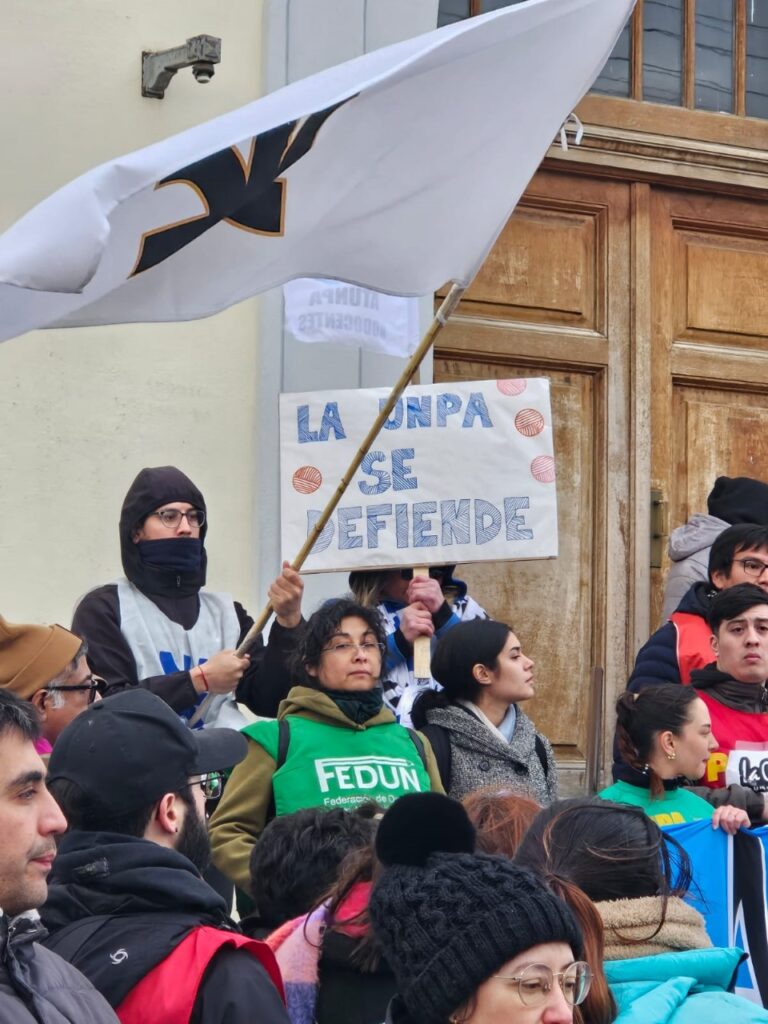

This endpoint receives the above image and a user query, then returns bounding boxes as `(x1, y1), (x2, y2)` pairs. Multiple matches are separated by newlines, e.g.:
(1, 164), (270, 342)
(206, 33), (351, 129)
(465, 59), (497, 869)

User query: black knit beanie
(369, 793), (583, 1024)
(707, 476), (768, 525)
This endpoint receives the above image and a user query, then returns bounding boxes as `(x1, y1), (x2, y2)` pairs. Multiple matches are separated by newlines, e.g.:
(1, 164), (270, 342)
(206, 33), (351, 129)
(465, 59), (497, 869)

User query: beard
(176, 805), (211, 875)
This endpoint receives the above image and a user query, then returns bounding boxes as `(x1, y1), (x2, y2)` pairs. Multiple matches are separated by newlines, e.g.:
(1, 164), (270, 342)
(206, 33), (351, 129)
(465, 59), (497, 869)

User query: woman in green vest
(209, 599), (444, 896)
(599, 684), (749, 831)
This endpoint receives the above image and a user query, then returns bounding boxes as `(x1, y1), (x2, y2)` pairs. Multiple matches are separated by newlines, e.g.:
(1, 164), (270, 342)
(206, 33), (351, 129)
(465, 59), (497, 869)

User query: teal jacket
(605, 947), (768, 1023)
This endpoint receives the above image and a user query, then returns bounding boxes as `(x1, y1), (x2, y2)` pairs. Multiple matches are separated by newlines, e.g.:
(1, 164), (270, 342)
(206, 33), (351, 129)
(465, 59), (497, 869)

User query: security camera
(192, 61), (215, 84)
(142, 35), (221, 98)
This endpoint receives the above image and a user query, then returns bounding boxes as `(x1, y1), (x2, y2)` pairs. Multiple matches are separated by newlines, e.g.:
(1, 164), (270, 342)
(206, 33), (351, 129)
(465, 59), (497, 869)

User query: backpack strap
(416, 723), (452, 790)
(406, 727), (428, 771)
(266, 718), (292, 825)
(534, 734), (549, 776)
(276, 718), (291, 769)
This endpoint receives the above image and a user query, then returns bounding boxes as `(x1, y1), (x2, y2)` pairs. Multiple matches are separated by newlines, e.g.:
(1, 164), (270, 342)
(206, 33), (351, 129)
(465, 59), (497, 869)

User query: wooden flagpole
(235, 282), (465, 657)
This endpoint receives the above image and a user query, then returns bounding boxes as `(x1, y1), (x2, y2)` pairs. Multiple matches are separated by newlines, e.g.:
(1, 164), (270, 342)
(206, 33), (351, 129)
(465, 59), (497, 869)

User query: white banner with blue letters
(279, 378), (558, 572)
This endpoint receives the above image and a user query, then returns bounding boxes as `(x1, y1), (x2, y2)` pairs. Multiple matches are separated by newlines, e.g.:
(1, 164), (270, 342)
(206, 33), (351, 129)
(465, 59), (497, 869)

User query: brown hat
(0, 616), (82, 699)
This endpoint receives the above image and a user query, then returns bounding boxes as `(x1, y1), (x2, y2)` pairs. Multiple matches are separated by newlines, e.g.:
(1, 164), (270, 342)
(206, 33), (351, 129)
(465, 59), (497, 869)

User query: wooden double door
(434, 169), (768, 790)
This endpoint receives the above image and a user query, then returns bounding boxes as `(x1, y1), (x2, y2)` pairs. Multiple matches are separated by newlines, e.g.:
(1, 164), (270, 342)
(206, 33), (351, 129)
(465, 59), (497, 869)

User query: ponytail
(615, 685), (699, 797)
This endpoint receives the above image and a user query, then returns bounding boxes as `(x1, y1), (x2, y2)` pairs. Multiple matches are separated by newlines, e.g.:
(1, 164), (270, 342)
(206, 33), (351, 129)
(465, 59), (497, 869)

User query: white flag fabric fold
(0, 0), (634, 343)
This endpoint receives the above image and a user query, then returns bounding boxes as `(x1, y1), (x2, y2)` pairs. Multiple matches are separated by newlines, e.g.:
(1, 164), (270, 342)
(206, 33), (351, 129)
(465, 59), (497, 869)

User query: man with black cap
(72, 466), (304, 728)
(40, 690), (288, 1024)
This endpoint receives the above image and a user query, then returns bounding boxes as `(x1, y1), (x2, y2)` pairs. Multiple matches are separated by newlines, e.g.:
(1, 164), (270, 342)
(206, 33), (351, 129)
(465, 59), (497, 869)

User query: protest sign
(280, 378), (557, 572)
(283, 278), (421, 357)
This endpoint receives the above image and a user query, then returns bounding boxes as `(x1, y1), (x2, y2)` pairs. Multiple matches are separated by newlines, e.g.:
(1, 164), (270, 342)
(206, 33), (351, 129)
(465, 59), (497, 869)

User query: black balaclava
(120, 467), (208, 598)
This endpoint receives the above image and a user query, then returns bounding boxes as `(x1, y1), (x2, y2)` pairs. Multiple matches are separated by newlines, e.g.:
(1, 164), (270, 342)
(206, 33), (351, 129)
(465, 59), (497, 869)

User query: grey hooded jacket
(662, 514), (728, 620)
(423, 703), (558, 804)
(0, 912), (118, 1023)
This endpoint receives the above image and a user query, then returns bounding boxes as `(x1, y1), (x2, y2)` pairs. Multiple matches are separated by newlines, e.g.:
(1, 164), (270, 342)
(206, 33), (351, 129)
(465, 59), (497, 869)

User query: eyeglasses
(733, 557), (768, 578)
(148, 508), (205, 529)
(45, 675), (105, 705)
(492, 961), (592, 1008)
(321, 641), (385, 657)
(187, 772), (224, 801)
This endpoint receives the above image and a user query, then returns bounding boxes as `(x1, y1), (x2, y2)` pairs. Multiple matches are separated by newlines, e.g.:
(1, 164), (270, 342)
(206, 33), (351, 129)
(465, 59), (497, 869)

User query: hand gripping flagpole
(234, 282), (465, 657)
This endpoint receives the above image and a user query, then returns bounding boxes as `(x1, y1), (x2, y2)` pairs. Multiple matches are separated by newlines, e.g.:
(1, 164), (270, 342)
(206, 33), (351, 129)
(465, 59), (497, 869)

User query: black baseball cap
(48, 689), (247, 817)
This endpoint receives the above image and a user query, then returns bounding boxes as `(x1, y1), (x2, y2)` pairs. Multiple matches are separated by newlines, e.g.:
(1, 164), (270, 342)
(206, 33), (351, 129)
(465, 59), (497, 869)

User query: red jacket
(697, 691), (768, 789)
(117, 927), (284, 1024)
(670, 611), (714, 684)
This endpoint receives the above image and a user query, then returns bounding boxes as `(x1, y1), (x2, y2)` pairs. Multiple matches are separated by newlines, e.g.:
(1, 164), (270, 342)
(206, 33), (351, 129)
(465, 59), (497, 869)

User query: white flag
(283, 279), (421, 357)
(0, 0), (634, 343)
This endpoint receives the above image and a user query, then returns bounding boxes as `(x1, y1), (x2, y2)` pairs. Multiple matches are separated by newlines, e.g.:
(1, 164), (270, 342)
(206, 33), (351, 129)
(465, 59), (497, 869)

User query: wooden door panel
(435, 357), (596, 762)
(684, 241), (768, 342)
(435, 169), (631, 791)
(673, 387), (768, 533)
(651, 188), (768, 628)
(462, 202), (607, 332)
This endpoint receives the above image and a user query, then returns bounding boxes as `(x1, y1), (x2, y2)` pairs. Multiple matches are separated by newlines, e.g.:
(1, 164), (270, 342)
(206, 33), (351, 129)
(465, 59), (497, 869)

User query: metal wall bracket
(142, 35), (221, 99)
(650, 488), (667, 569)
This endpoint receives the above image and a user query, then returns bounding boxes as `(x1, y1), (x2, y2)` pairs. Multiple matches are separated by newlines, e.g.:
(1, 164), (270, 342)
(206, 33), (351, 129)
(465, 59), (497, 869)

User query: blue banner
(667, 820), (768, 1007)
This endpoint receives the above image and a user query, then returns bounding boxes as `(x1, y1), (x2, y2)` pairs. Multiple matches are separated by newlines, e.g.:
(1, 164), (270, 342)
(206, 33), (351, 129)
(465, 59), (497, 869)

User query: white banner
(283, 278), (421, 357)
(0, 0), (634, 343)
(280, 378), (557, 572)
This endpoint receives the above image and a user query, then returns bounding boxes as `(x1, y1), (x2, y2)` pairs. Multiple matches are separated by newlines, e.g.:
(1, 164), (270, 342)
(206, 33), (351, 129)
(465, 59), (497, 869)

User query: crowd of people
(2, 465), (768, 1022)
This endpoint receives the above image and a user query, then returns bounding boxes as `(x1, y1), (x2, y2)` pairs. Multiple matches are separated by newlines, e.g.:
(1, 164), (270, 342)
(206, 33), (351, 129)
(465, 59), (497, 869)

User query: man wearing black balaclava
(72, 466), (303, 728)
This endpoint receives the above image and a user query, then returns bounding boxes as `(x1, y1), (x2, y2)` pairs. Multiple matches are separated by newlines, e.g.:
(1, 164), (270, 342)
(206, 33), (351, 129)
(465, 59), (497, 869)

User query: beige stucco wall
(0, 0), (439, 629)
(0, 1), (267, 624)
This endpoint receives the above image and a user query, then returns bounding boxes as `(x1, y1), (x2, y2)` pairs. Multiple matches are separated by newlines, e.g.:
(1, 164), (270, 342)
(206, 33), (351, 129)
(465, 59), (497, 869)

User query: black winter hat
(48, 689), (247, 819)
(369, 793), (583, 1024)
(707, 476), (768, 526)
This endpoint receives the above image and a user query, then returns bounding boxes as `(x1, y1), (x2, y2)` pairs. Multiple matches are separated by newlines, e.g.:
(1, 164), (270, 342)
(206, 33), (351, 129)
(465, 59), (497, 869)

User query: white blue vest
(116, 578), (246, 730)
(380, 592), (487, 727)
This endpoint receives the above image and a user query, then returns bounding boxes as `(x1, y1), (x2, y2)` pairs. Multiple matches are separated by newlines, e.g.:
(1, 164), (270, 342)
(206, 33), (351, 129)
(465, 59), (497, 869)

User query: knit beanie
(707, 476), (768, 525)
(0, 616), (82, 699)
(369, 793), (583, 1024)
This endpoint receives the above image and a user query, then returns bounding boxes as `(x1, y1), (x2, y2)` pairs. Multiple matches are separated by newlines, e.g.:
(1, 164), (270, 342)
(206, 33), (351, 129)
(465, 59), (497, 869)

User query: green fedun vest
(243, 715), (432, 816)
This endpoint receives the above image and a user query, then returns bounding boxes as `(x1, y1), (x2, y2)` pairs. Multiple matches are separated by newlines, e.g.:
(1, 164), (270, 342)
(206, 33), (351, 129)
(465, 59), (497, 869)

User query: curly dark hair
(290, 598), (386, 688)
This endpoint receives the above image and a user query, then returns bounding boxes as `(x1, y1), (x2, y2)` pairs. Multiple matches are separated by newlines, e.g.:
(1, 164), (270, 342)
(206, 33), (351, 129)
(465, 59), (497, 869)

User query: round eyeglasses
(493, 961), (592, 1008)
(149, 508), (205, 529)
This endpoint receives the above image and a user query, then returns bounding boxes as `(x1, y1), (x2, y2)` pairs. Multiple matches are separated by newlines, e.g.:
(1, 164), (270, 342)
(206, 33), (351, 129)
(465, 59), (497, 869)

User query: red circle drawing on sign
(496, 378), (528, 396)
(292, 466), (322, 494)
(531, 455), (556, 483)
(515, 408), (545, 437)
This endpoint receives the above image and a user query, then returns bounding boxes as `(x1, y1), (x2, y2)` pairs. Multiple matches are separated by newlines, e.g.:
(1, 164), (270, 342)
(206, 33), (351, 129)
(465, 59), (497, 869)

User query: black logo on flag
(732, 830), (768, 1006)
(131, 98), (352, 277)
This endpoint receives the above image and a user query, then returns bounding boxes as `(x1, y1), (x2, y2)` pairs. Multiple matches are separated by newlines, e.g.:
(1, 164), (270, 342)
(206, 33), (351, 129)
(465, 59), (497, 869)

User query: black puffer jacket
(41, 831), (288, 1024)
(0, 912), (117, 1023)
(316, 930), (396, 1024)
(627, 581), (716, 693)
(72, 466), (299, 716)
(612, 582), (716, 782)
